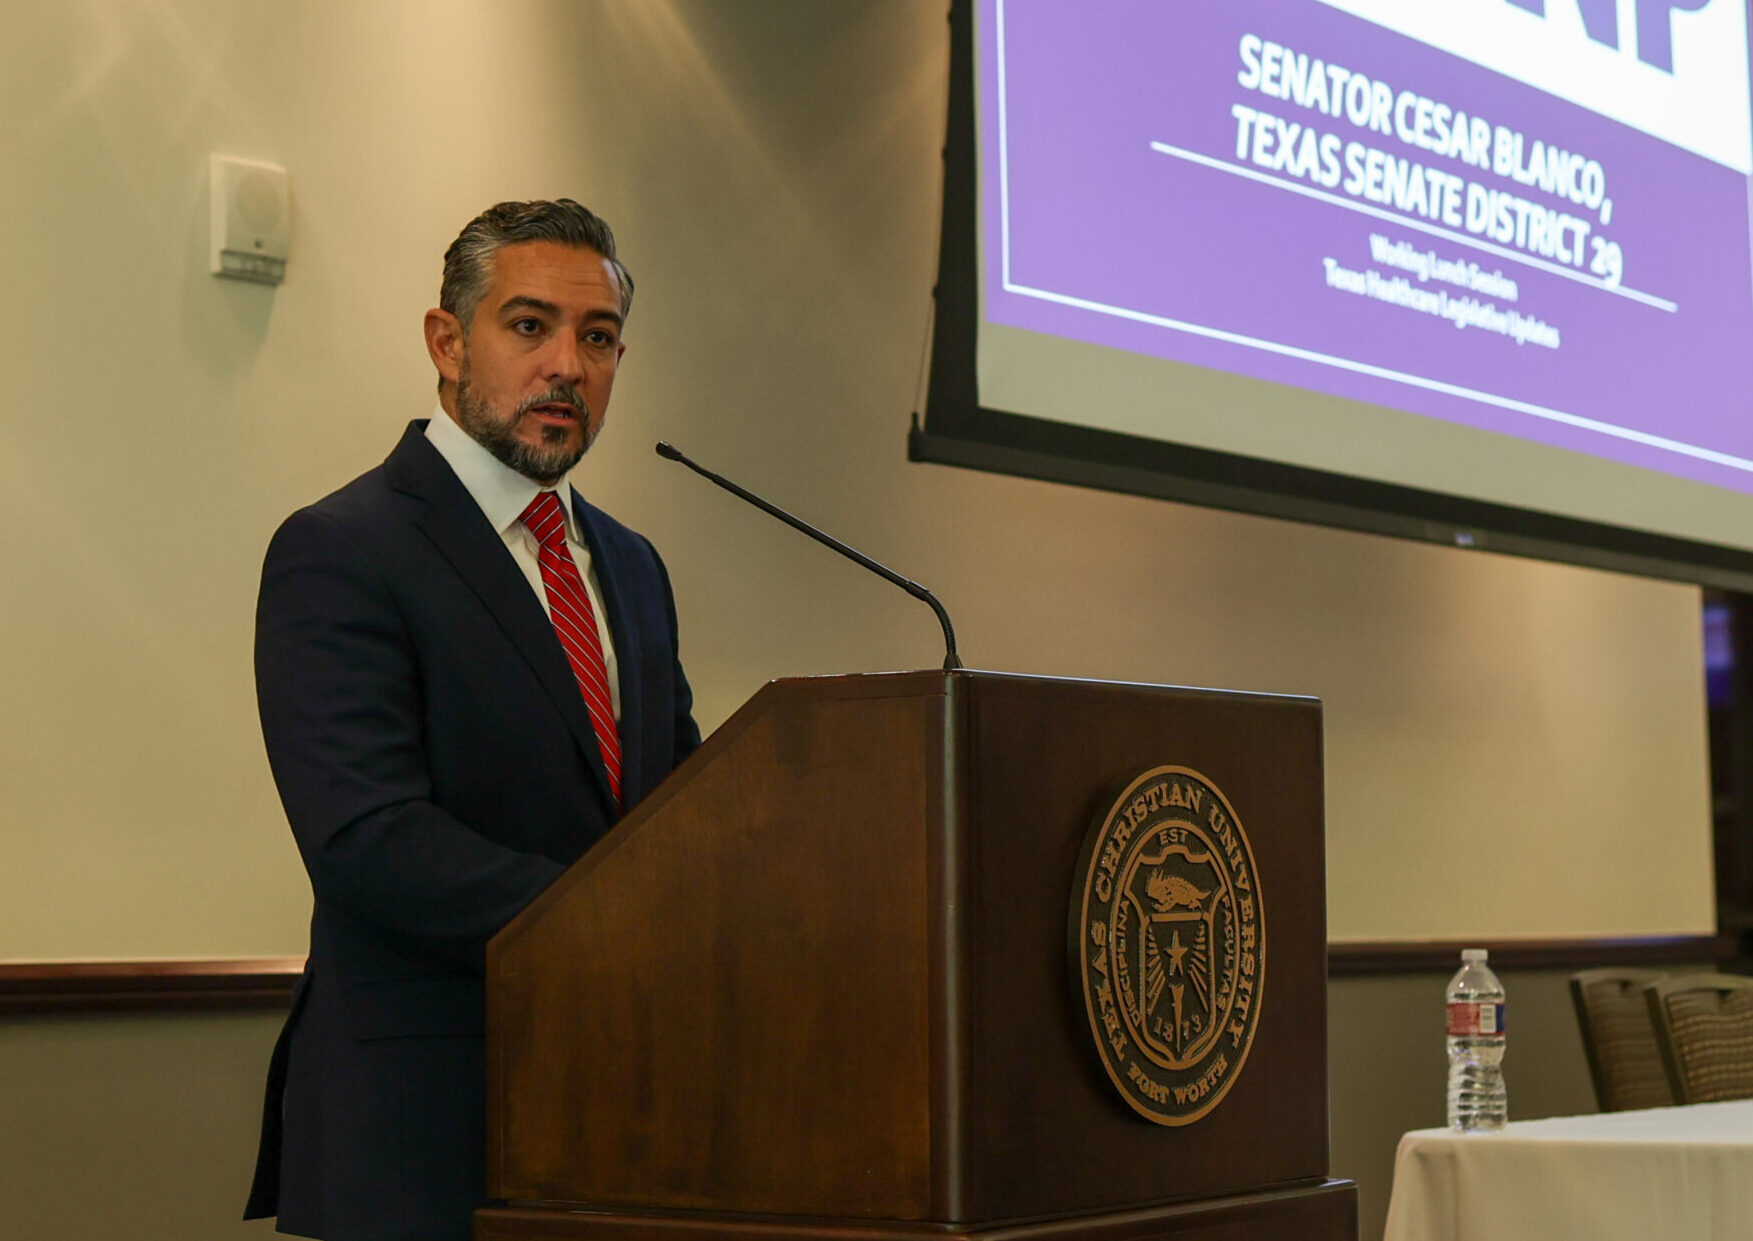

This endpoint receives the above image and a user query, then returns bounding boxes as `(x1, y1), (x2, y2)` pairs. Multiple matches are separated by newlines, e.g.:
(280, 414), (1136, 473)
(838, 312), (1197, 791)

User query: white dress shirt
(425, 407), (621, 720)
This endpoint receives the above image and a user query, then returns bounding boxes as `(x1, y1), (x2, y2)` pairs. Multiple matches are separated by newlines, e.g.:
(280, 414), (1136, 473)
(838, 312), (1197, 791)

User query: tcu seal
(1070, 766), (1265, 1125)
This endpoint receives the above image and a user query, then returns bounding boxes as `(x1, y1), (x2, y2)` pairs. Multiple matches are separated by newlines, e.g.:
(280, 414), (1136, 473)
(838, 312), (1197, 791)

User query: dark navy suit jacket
(245, 422), (700, 1240)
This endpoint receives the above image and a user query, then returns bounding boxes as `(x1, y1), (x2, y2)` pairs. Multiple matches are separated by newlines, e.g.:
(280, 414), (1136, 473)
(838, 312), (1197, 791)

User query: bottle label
(1447, 1000), (1505, 1035)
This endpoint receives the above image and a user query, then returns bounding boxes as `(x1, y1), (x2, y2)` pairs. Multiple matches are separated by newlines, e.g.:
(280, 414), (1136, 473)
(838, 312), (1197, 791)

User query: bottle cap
(1462, 948), (1488, 962)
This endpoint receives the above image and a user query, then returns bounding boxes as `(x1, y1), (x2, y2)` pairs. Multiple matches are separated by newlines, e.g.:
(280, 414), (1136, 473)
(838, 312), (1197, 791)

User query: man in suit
(245, 199), (701, 1240)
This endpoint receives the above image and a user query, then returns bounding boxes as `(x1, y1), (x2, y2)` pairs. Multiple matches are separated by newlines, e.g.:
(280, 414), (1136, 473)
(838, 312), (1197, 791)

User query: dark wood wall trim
(0, 958), (304, 1014)
(1328, 935), (1732, 976)
(0, 938), (1729, 1012)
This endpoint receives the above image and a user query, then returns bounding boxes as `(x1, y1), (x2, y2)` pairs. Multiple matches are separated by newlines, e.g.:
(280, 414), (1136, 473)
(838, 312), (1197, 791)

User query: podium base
(476, 1179), (1356, 1241)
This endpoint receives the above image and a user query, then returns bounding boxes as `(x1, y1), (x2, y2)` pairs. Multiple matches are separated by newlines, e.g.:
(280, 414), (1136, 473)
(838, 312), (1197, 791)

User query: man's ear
(424, 308), (465, 385)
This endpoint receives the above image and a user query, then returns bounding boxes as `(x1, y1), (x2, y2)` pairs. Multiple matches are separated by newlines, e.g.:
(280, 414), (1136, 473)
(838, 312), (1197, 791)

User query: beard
(452, 362), (593, 486)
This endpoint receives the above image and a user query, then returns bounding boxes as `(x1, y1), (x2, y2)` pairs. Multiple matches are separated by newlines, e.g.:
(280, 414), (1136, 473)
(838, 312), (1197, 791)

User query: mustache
(516, 386), (589, 419)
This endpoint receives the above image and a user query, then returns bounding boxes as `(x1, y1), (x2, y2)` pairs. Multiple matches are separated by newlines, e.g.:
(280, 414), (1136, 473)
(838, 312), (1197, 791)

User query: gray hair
(438, 198), (634, 332)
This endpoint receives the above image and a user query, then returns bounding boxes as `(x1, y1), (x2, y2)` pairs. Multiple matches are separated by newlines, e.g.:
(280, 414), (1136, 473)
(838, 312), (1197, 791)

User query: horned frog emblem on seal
(1070, 766), (1265, 1125)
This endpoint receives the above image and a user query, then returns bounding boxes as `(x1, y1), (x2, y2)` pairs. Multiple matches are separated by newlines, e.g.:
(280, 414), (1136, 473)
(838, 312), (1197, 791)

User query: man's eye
(585, 330), (618, 347)
(512, 318), (543, 335)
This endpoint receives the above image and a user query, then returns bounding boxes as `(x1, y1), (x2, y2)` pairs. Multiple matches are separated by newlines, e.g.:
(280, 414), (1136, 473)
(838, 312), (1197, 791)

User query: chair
(1643, 973), (1753, 1104)
(1569, 969), (1674, 1111)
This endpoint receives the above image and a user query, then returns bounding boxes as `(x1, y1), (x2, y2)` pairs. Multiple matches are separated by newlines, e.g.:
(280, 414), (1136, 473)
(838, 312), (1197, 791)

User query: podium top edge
(763, 667), (1321, 706)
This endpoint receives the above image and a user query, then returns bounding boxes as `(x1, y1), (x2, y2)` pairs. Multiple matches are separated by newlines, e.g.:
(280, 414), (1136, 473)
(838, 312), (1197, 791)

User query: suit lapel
(574, 488), (645, 803)
(384, 424), (618, 816)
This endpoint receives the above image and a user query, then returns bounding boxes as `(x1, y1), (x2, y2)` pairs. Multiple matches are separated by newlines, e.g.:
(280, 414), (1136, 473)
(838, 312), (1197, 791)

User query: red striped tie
(520, 491), (621, 806)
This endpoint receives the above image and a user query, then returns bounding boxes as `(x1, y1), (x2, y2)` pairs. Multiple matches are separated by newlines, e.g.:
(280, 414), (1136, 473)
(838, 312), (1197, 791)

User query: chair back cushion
(1570, 969), (1673, 1111)
(1645, 974), (1753, 1105)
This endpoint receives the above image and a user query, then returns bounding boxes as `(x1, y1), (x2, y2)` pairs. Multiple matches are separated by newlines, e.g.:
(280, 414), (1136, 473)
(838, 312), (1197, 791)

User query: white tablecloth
(1382, 1101), (1753, 1241)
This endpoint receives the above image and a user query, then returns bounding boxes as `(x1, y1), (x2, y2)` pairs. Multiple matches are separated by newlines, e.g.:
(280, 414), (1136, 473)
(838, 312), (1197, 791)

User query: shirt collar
(425, 404), (579, 539)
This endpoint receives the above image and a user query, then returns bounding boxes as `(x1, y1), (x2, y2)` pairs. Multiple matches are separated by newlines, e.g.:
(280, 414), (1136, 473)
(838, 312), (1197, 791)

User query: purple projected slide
(981, 0), (1753, 495)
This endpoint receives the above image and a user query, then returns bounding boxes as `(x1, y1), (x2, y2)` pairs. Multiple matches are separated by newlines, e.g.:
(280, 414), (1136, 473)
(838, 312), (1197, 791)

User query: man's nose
(543, 332), (584, 383)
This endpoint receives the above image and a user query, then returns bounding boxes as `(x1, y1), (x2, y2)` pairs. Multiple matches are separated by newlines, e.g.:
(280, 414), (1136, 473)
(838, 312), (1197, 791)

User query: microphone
(655, 441), (962, 671)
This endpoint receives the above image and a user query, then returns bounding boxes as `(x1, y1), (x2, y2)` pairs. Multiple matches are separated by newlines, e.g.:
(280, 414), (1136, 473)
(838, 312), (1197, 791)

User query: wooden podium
(477, 671), (1355, 1240)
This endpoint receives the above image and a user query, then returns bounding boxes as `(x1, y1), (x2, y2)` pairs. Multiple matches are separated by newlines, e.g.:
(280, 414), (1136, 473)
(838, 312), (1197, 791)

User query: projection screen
(915, 0), (1753, 588)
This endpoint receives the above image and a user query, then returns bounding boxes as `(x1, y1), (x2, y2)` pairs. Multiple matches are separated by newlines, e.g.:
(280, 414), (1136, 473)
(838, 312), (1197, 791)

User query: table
(1383, 1100), (1753, 1241)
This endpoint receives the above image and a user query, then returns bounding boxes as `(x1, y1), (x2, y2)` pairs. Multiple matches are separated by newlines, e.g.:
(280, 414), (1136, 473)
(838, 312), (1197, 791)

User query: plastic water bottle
(1445, 947), (1507, 1132)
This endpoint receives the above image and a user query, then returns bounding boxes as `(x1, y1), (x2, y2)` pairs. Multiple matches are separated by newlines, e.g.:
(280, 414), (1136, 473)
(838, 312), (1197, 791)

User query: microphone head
(654, 440), (684, 462)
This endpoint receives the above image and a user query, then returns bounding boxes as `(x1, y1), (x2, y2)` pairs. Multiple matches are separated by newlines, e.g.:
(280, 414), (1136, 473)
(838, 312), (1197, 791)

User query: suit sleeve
(256, 507), (565, 968)
(650, 536), (702, 768)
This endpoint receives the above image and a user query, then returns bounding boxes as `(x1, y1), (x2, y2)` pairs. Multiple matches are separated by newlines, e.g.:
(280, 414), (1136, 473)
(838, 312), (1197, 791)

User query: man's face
(426, 240), (627, 485)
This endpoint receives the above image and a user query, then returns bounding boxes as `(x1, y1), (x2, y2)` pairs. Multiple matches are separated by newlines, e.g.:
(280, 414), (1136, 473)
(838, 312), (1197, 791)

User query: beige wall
(0, 0), (1713, 961)
(0, 1009), (284, 1241)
